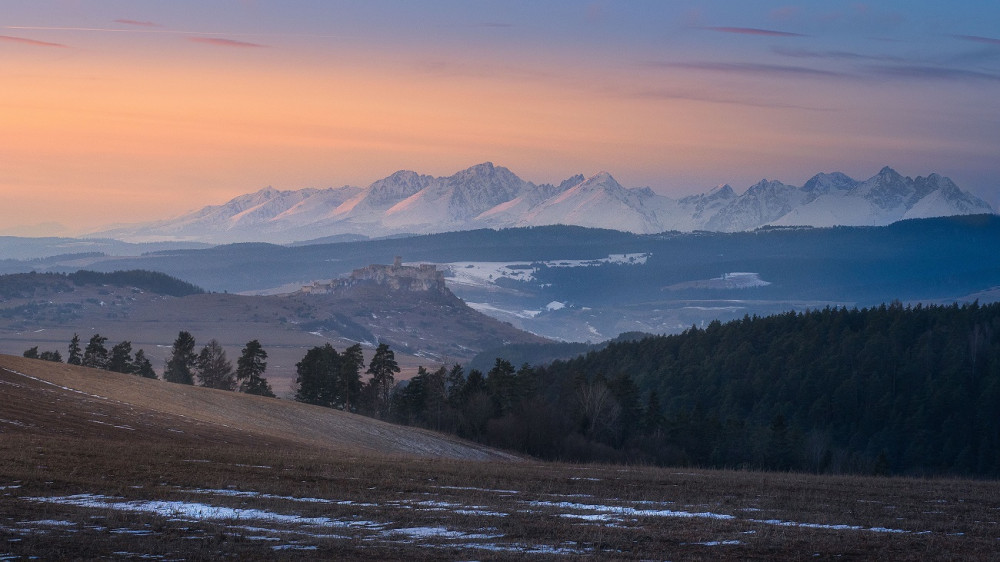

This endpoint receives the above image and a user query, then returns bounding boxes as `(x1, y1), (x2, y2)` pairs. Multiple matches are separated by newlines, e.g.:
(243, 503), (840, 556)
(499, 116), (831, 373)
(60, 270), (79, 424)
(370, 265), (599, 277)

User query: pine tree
(107, 341), (134, 373)
(82, 334), (109, 369)
(486, 358), (517, 415)
(236, 339), (274, 397)
(22, 346), (39, 359)
(424, 366), (448, 430)
(445, 364), (466, 406)
(39, 350), (62, 362)
(196, 339), (236, 390)
(131, 349), (157, 379)
(366, 343), (399, 417)
(67, 334), (82, 365)
(295, 344), (339, 406)
(340, 343), (364, 412)
(163, 331), (197, 385)
(641, 390), (665, 437)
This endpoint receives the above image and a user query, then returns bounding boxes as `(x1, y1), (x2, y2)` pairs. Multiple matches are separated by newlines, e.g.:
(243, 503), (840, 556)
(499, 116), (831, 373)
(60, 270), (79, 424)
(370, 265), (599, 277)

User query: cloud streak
(703, 26), (806, 38)
(189, 37), (268, 48)
(633, 87), (829, 111)
(653, 61), (844, 78)
(955, 35), (1000, 46)
(114, 19), (159, 27)
(0, 34), (67, 48)
(773, 46), (905, 63)
(867, 64), (1000, 83)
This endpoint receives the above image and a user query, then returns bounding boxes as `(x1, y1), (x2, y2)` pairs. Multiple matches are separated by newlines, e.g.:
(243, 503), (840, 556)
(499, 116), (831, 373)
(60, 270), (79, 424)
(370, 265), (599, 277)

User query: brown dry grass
(0, 355), (512, 460)
(2, 354), (999, 560)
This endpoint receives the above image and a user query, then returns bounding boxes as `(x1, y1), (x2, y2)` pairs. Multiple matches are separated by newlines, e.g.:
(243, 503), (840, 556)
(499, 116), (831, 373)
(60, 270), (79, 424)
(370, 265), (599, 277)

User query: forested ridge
(0, 270), (204, 298)
(390, 301), (1000, 477)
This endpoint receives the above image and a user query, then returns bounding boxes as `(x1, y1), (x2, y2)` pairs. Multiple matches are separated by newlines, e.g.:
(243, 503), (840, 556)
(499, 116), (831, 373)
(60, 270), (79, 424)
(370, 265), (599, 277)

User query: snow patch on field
(18, 484), (932, 556)
(26, 494), (382, 529)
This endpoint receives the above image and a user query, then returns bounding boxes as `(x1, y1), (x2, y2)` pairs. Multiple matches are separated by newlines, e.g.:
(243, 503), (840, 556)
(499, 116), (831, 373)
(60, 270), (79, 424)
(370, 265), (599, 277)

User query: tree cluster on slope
(25, 333), (158, 378)
(163, 331), (274, 397)
(292, 342), (399, 418)
(23, 331), (274, 397)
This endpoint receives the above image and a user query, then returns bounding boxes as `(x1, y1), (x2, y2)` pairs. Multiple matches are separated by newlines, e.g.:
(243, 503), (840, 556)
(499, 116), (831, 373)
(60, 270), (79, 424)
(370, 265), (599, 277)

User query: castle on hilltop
(301, 256), (446, 294)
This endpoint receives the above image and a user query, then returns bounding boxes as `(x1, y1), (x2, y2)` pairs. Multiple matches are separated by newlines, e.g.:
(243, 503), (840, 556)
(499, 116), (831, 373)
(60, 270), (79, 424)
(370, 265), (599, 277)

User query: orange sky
(2, 2), (999, 235)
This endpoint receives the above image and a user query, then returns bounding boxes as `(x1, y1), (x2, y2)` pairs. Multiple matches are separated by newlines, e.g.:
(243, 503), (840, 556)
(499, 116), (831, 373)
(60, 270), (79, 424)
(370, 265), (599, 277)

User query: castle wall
(302, 262), (446, 294)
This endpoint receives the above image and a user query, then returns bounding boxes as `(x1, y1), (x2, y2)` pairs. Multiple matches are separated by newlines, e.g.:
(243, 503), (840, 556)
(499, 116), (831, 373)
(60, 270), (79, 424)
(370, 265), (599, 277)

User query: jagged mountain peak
(231, 185), (285, 203)
(871, 166), (911, 189)
(803, 172), (857, 193)
(577, 171), (621, 189)
(878, 165), (902, 177)
(364, 170), (433, 206)
(709, 184), (736, 198)
(452, 161), (501, 179)
(746, 178), (792, 194)
(557, 174), (586, 191)
(90, 164), (995, 243)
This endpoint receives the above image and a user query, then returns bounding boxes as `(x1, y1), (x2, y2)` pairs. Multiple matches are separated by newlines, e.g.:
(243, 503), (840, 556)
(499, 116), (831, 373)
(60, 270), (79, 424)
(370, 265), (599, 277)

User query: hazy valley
(4, 215), (999, 346)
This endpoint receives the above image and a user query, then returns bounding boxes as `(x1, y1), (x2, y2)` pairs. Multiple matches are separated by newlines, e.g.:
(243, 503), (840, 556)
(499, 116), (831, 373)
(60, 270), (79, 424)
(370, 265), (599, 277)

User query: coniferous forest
(385, 302), (1000, 477)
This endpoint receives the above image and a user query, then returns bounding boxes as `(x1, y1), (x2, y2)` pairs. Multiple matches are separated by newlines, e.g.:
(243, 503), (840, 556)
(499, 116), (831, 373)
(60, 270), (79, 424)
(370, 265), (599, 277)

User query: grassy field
(2, 355), (999, 560)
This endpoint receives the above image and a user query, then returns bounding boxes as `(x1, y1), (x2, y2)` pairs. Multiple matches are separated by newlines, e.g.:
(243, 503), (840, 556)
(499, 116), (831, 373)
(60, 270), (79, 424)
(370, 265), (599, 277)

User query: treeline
(25, 333), (157, 378)
(0, 269), (204, 299)
(25, 331), (275, 397)
(382, 302), (1000, 477)
(67, 270), (204, 297)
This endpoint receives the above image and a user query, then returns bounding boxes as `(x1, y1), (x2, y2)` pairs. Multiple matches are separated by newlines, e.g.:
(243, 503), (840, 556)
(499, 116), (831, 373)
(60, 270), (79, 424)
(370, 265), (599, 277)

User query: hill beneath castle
(0, 264), (547, 393)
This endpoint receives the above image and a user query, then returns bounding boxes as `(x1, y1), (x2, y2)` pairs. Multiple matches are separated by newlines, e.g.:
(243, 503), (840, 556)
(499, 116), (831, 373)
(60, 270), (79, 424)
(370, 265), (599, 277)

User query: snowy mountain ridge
(93, 163), (994, 243)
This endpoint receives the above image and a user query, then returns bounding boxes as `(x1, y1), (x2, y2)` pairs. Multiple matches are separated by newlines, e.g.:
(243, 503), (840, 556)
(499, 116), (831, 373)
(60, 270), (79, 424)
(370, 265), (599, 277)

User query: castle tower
(393, 256), (402, 268)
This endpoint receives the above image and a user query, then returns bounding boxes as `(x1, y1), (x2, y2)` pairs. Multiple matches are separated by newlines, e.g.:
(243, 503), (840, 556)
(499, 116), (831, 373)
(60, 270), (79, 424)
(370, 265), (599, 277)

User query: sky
(2, 1), (999, 236)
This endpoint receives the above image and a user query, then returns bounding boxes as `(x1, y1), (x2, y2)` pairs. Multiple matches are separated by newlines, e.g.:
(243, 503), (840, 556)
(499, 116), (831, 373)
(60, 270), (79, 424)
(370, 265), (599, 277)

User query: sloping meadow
(1, 355), (998, 559)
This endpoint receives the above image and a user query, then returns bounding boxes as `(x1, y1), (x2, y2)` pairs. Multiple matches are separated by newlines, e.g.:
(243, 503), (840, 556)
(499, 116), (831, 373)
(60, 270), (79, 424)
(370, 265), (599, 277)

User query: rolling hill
(0, 354), (514, 460)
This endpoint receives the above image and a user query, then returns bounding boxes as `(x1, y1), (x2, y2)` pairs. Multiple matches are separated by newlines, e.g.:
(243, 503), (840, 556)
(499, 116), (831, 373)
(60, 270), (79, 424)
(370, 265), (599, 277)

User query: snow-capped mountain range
(94, 163), (994, 243)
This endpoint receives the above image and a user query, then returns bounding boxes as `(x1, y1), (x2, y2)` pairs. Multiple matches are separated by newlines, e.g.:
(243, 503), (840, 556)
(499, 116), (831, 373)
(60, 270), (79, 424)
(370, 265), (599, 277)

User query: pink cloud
(704, 26), (806, 37)
(114, 19), (159, 27)
(0, 34), (67, 48)
(189, 37), (267, 48)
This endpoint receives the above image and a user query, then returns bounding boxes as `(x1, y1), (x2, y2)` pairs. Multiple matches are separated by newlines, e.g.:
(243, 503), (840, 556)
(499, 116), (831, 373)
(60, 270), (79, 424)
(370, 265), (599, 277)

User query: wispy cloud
(189, 37), (267, 48)
(0, 34), (66, 48)
(955, 35), (1000, 47)
(633, 87), (829, 111)
(653, 61), (843, 78)
(114, 19), (159, 28)
(703, 26), (806, 38)
(867, 64), (1000, 83)
(773, 46), (905, 63)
